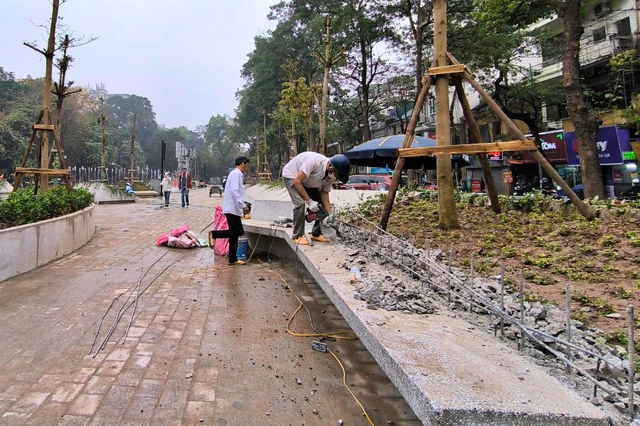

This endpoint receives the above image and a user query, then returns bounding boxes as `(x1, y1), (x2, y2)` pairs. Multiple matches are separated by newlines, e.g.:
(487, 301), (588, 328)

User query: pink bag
(212, 205), (229, 255)
(170, 224), (190, 237)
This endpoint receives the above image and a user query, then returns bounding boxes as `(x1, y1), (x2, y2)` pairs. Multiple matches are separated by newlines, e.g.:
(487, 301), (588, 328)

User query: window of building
(594, 2), (612, 17)
(617, 17), (631, 36)
(546, 103), (569, 122)
(593, 27), (606, 43)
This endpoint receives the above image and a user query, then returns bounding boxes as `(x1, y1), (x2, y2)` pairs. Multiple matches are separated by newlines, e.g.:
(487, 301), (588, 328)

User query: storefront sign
(487, 151), (503, 161)
(522, 131), (568, 164)
(565, 126), (626, 166)
(502, 170), (513, 183)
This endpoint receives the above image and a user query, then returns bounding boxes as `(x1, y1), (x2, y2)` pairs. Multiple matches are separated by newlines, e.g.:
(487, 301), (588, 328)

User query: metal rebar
(565, 285), (572, 372)
(469, 254), (474, 313)
(628, 304), (635, 418)
(339, 216), (628, 394)
(519, 270), (525, 351)
(594, 358), (601, 398)
(500, 264), (505, 338)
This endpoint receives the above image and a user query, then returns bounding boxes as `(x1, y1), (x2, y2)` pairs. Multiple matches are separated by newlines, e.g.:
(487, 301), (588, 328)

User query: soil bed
(366, 194), (640, 338)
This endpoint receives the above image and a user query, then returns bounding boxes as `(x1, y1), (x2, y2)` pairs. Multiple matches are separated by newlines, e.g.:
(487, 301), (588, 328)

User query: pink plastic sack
(155, 235), (169, 246)
(212, 205), (229, 256)
(170, 224), (190, 237)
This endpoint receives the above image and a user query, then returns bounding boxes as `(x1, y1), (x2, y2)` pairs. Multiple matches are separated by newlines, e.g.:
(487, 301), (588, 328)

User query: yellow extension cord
(248, 233), (376, 426)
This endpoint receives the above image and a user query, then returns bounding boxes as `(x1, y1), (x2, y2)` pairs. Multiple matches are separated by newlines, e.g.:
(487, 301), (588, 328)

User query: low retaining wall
(0, 205), (95, 283)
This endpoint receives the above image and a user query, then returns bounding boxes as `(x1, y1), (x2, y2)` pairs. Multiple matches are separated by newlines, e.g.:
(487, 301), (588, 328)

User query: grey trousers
(284, 178), (322, 239)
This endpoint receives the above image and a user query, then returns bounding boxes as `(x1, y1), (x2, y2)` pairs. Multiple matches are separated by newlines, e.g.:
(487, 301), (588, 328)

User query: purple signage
(565, 125), (625, 166)
(522, 131), (568, 164)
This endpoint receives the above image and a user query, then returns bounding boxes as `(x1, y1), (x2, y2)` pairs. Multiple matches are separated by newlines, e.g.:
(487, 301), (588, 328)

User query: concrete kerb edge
(0, 204), (96, 283)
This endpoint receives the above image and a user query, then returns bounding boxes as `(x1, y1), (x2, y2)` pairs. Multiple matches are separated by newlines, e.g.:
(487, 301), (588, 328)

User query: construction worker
(282, 152), (350, 245)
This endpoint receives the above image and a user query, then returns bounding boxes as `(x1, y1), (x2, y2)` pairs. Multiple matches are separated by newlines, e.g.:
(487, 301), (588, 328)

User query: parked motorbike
(514, 182), (533, 196)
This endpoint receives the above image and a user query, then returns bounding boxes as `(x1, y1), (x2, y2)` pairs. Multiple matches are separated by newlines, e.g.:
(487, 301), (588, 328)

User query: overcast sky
(0, 0), (277, 130)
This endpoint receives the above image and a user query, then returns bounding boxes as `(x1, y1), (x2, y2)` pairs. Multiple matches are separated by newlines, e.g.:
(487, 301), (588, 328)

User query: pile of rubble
(337, 247), (638, 426)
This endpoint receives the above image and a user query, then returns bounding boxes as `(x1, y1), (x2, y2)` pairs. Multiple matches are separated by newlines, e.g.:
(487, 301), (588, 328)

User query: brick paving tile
(0, 383), (33, 402)
(135, 379), (162, 399)
(95, 361), (125, 377)
(101, 385), (135, 407)
(51, 383), (84, 403)
(56, 415), (91, 426)
(66, 394), (102, 416)
(112, 368), (143, 388)
(82, 376), (115, 395)
(87, 404), (125, 426)
(28, 374), (65, 393)
(121, 397), (157, 421)
(25, 401), (67, 425)
(68, 368), (96, 384)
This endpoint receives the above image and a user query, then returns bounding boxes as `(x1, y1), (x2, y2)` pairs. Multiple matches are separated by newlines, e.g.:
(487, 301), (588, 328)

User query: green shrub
(577, 244), (595, 255)
(624, 231), (640, 247)
(599, 235), (617, 248)
(501, 246), (518, 258)
(0, 187), (93, 228)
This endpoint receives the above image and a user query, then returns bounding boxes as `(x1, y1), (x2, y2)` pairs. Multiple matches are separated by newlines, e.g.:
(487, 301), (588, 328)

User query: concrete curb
(242, 219), (609, 426)
(0, 204), (95, 283)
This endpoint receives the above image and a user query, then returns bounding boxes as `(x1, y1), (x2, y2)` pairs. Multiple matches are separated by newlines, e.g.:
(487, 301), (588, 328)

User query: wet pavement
(0, 188), (420, 425)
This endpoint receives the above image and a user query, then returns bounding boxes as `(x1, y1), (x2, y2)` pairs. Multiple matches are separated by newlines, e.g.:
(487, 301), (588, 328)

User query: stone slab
(244, 184), (385, 222)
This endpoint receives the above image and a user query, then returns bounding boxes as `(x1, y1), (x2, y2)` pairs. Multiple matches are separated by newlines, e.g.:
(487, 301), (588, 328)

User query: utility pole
(129, 114), (136, 183)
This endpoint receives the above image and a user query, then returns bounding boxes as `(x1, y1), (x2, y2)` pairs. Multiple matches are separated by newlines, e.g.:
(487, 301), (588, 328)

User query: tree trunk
(415, 28), (423, 100)
(434, 0), (459, 229)
(562, 1), (605, 199)
(319, 64), (329, 155)
(289, 111), (298, 157)
(39, 0), (60, 193)
(360, 39), (372, 142)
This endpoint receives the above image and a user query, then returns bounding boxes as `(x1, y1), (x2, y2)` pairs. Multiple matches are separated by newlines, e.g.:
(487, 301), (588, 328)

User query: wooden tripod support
(13, 110), (72, 193)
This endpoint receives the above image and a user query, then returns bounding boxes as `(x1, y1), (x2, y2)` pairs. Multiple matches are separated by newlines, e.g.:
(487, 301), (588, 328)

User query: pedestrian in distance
(161, 172), (172, 207)
(179, 167), (191, 207)
(209, 156), (250, 266)
(282, 152), (350, 245)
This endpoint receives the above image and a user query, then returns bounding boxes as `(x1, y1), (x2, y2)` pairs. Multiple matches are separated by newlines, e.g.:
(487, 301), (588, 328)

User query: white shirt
(161, 177), (172, 192)
(282, 152), (333, 192)
(223, 167), (245, 216)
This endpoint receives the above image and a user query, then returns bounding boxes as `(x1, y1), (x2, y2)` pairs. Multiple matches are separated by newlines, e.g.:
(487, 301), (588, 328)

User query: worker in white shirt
(282, 152), (350, 245)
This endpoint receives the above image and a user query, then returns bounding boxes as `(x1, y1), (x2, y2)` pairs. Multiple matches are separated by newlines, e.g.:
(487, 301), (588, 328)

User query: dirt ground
(371, 198), (640, 337)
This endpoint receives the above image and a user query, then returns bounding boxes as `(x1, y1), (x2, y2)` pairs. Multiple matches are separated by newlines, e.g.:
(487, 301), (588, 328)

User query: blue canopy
(344, 134), (468, 169)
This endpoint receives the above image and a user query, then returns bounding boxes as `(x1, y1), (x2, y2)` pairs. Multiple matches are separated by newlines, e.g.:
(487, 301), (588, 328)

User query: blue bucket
(236, 236), (249, 260)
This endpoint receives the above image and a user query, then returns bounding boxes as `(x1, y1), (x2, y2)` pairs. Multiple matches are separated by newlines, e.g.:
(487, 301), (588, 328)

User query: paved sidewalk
(0, 188), (419, 425)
